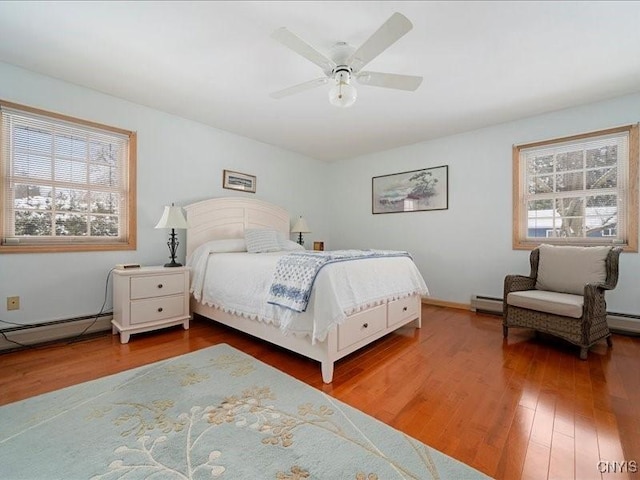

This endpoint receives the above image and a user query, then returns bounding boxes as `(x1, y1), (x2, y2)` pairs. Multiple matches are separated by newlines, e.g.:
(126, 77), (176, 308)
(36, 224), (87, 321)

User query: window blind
(1, 104), (131, 245)
(519, 130), (630, 245)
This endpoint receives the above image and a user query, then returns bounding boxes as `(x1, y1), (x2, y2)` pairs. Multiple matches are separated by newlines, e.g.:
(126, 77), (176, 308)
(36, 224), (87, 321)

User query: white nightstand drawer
(130, 295), (186, 325)
(338, 304), (386, 351)
(131, 273), (185, 300)
(387, 296), (420, 328)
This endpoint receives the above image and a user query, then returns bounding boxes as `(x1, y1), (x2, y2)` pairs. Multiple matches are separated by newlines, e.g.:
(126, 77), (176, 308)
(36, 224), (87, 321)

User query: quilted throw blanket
(267, 249), (412, 312)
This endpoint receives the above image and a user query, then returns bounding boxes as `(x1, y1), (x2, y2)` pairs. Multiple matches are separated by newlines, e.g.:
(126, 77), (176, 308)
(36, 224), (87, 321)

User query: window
(513, 124), (638, 251)
(0, 100), (136, 253)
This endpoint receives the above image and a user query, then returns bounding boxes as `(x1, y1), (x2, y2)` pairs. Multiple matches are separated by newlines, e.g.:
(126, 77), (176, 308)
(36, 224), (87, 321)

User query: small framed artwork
(313, 241), (325, 251)
(223, 169), (256, 193)
(372, 165), (448, 214)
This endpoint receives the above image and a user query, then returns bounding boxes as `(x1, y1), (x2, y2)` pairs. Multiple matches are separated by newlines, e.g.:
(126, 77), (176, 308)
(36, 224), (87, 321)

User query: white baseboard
(470, 294), (640, 335)
(0, 315), (112, 351)
(421, 297), (470, 310)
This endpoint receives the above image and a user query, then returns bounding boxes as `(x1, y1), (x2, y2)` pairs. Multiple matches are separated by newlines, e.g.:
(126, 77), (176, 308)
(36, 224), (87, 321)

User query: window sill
(0, 241), (136, 254)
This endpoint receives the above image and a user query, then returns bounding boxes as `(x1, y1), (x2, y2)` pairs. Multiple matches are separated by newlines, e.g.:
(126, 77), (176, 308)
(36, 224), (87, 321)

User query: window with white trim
(513, 124), (638, 251)
(0, 101), (136, 253)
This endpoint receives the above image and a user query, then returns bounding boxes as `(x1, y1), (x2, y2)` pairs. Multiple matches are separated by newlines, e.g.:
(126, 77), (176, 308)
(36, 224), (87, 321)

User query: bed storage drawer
(338, 304), (386, 351)
(387, 296), (420, 328)
(131, 273), (185, 299)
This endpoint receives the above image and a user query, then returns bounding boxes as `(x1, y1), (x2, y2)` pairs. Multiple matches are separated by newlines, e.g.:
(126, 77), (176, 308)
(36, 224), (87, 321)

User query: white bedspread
(189, 251), (429, 343)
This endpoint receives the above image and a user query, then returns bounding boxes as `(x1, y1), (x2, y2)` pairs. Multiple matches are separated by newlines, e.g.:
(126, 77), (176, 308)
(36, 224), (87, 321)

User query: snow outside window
(0, 101), (136, 253)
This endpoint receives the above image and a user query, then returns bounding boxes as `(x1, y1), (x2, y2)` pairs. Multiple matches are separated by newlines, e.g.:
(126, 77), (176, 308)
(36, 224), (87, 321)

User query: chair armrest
(504, 274), (536, 295)
(590, 279), (617, 291)
(503, 275), (536, 316)
(583, 283), (608, 325)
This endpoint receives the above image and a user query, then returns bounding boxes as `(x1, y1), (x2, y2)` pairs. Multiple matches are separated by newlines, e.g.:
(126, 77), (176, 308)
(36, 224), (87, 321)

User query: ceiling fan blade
(271, 27), (336, 73)
(347, 12), (413, 72)
(270, 77), (329, 99)
(355, 71), (423, 91)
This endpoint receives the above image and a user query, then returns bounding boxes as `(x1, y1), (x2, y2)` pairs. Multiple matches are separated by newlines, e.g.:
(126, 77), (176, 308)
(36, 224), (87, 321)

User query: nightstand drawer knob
(403, 306), (408, 311)
(157, 284), (163, 289)
(363, 323), (368, 328)
(157, 307), (163, 312)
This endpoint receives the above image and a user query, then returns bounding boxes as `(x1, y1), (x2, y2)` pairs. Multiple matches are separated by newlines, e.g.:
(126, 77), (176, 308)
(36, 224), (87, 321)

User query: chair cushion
(535, 244), (610, 295)
(507, 290), (584, 318)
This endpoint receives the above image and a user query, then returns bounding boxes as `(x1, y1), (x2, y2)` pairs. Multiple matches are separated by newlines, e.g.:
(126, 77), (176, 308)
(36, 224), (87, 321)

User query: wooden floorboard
(1, 305), (639, 480)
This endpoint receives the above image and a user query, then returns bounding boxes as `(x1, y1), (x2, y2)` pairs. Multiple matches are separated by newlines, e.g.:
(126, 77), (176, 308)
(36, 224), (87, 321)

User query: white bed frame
(185, 197), (422, 383)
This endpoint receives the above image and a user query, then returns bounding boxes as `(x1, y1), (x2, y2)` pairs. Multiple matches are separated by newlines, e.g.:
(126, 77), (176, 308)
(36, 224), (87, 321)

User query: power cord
(66, 268), (115, 344)
(0, 267), (115, 349)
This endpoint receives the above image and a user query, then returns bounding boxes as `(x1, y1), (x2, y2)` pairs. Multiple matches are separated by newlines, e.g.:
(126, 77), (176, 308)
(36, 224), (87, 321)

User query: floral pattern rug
(0, 344), (491, 479)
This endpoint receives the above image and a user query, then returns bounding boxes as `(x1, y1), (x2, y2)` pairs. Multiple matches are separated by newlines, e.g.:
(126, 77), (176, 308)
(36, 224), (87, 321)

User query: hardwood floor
(1, 305), (639, 479)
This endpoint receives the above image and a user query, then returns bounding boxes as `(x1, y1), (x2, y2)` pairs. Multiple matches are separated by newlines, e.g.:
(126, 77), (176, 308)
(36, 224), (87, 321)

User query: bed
(185, 197), (428, 383)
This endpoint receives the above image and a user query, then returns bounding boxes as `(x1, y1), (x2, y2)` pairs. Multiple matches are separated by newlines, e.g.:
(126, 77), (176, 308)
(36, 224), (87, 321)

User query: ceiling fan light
(328, 81), (357, 108)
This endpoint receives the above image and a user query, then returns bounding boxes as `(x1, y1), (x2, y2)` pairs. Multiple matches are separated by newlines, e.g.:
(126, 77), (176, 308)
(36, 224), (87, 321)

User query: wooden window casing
(513, 124), (638, 252)
(0, 100), (136, 253)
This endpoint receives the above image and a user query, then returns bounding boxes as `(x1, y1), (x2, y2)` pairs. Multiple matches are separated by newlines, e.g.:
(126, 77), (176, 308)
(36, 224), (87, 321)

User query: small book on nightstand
(115, 263), (141, 269)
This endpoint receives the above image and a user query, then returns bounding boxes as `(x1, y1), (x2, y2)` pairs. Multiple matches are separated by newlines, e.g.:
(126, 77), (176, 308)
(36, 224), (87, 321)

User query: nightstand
(112, 266), (190, 344)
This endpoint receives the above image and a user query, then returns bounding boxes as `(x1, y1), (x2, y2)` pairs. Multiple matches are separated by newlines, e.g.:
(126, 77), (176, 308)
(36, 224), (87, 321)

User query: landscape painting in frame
(223, 169), (256, 193)
(372, 165), (448, 214)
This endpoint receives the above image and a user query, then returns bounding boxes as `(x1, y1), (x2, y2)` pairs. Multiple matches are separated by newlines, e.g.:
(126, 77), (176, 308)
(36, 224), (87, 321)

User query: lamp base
(164, 229), (182, 268)
(164, 261), (183, 268)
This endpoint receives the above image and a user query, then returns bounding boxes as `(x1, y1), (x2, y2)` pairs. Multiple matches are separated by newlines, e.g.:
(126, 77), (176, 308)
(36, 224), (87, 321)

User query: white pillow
(535, 244), (611, 295)
(244, 229), (281, 253)
(187, 238), (247, 276)
(201, 238), (246, 253)
(279, 238), (304, 251)
(186, 238), (246, 269)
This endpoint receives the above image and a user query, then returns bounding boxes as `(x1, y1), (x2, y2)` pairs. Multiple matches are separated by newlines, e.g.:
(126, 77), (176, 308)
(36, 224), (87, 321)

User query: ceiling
(1, 1), (640, 162)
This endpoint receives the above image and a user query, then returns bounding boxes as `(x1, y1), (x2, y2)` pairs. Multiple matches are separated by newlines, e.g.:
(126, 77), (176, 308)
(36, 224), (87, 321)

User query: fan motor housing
(325, 42), (355, 75)
(332, 65), (352, 82)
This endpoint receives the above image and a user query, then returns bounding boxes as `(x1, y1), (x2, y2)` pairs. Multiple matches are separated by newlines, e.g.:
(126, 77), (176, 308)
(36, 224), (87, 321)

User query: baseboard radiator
(470, 295), (504, 316)
(0, 313), (113, 352)
(471, 295), (640, 335)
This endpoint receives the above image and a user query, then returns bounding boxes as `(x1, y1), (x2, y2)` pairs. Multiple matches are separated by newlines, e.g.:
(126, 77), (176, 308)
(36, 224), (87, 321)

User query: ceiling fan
(270, 12), (423, 108)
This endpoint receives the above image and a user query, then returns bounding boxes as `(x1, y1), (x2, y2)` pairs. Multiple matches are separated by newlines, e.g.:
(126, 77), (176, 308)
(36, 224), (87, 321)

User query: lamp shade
(291, 216), (311, 234)
(155, 205), (188, 229)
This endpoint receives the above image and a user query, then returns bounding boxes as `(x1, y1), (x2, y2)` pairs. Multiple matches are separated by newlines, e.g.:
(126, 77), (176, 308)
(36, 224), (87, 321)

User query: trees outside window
(513, 124), (638, 251)
(0, 100), (137, 253)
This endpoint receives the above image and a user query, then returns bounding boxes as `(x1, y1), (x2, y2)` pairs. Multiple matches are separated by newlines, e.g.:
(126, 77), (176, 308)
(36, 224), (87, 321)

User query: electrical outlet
(7, 296), (20, 311)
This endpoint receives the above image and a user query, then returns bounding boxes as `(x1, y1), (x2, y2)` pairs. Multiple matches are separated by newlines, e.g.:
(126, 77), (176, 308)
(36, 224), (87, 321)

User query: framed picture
(313, 241), (324, 251)
(372, 165), (448, 214)
(223, 169), (256, 193)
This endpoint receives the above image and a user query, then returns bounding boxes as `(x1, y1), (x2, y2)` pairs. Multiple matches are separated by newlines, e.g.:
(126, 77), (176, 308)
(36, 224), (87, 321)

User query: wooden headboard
(184, 197), (290, 257)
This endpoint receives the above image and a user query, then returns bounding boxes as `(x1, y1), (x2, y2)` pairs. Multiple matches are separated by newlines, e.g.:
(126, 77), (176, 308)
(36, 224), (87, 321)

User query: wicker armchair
(503, 244), (622, 360)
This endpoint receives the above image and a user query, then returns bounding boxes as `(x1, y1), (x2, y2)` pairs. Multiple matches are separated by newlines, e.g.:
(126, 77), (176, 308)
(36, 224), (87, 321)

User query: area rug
(0, 344), (490, 479)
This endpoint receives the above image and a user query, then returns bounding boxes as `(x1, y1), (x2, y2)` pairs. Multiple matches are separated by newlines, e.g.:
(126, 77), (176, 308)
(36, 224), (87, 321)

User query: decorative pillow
(244, 229), (281, 253)
(535, 244), (611, 295)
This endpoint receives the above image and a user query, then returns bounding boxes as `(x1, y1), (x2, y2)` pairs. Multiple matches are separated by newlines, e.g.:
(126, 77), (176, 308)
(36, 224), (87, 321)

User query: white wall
(2, 61), (639, 327)
(0, 62), (329, 325)
(327, 93), (640, 316)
